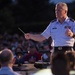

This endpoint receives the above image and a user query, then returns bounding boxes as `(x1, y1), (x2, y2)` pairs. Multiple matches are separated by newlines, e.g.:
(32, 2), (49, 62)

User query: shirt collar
(1, 66), (13, 70)
(64, 16), (69, 23)
(56, 16), (69, 23)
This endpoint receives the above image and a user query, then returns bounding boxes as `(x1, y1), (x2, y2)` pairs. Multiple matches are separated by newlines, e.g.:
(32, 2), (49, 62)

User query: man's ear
(65, 10), (67, 14)
(12, 58), (16, 64)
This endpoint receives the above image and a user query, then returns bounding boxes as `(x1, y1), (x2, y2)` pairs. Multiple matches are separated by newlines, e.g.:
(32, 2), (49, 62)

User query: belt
(54, 46), (73, 50)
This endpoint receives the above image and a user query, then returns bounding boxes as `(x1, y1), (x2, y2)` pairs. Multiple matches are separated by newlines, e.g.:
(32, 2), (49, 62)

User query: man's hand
(65, 28), (73, 37)
(24, 33), (32, 40)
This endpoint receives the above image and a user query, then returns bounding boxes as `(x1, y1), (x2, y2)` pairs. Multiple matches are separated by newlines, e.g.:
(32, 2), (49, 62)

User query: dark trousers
(52, 46), (75, 70)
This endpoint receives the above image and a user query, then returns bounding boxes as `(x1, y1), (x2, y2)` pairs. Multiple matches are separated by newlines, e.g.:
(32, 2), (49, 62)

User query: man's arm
(24, 33), (46, 42)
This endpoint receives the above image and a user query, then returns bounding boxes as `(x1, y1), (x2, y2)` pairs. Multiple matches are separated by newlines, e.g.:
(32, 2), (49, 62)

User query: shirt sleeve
(41, 23), (51, 39)
(73, 22), (75, 34)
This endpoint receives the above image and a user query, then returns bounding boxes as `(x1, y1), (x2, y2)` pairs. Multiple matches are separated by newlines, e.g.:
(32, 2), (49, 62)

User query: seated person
(0, 48), (21, 75)
(42, 44), (51, 62)
(14, 47), (24, 65)
(24, 45), (42, 63)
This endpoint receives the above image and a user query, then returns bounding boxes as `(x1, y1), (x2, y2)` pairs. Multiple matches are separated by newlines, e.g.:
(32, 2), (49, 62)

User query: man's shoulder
(8, 71), (21, 75)
(0, 68), (21, 75)
(0, 72), (21, 75)
(68, 17), (75, 22)
(50, 19), (57, 23)
(12, 71), (21, 75)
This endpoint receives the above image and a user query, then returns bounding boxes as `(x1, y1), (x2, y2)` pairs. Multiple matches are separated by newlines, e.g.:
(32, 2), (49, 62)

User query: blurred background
(0, 1), (75, 74)
(0, 0), (75, 34)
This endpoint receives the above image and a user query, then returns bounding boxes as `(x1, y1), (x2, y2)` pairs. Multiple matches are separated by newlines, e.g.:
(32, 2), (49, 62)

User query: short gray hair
(56, 2), (68, 11)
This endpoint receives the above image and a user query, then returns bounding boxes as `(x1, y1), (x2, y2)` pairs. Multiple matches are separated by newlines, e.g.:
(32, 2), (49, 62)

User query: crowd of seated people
(0, 31), (52, 64)
(24, 44), (42, 63)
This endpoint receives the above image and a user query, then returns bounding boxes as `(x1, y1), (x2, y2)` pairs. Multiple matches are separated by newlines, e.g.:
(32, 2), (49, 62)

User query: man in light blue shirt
(24, 2), (75, 53)
(24, 2), (75, 75)
(0, 49), (21, 75)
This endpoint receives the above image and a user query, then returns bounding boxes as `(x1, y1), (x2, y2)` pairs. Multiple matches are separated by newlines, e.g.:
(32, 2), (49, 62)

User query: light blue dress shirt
(41, 17), (75, 47)
(0, 67), (21, 75)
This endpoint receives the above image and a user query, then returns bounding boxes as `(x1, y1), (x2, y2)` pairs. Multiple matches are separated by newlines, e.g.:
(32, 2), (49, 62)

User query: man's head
(0, 48), (15, 66)
(55, 2), (68, 20)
